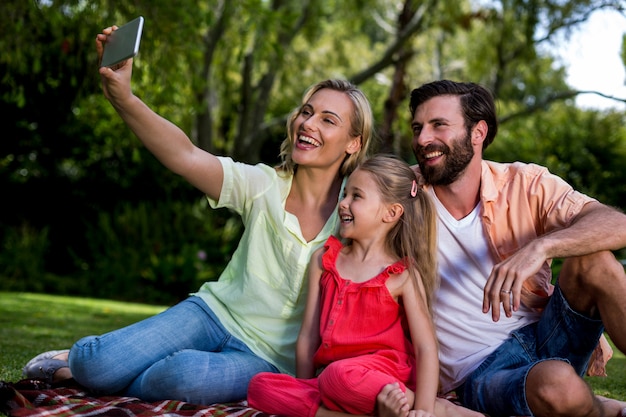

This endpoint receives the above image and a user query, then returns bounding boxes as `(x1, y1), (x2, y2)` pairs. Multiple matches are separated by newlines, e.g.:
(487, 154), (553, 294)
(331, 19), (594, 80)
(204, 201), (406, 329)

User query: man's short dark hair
(409, 80), (498, 149)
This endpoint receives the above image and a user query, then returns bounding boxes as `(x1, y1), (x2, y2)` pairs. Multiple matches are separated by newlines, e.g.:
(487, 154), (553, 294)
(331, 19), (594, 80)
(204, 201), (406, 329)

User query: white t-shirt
(428, 187), (541, 393)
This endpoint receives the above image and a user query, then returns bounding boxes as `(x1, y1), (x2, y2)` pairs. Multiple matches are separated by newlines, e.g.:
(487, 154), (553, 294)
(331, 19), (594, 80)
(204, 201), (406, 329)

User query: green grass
(0, 292), (166, 382)
(1, 292), (624, 402)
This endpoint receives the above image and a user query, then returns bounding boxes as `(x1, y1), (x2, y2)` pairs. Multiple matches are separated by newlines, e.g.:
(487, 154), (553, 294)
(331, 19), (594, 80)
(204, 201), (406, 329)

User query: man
(409, 79), (626, 417)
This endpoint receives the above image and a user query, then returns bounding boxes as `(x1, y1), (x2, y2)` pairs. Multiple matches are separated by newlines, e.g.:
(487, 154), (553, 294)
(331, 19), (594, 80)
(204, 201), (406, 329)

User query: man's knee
(527, 361), (595, 416)
(559, 251), (624, 311)
(561, 251), (622, 285)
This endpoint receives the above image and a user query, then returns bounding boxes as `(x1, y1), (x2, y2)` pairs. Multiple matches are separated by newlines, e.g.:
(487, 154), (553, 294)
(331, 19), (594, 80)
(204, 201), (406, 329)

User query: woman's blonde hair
(356, 154), (439, 312)
(277, 79), (374, 176)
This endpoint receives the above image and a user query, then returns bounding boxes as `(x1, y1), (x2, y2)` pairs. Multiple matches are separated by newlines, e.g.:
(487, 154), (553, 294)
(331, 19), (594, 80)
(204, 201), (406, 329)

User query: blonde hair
(356, 154), (438, 312)
(277, 79), (374, 176)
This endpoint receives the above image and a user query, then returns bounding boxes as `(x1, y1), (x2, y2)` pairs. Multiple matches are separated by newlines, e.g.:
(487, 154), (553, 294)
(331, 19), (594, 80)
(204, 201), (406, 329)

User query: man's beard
(415, 129), (474, 186)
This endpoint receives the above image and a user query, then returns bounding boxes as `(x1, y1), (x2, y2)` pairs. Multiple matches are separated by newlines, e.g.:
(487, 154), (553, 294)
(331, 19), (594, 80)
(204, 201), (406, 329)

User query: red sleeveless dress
(247, 236), (416, 416)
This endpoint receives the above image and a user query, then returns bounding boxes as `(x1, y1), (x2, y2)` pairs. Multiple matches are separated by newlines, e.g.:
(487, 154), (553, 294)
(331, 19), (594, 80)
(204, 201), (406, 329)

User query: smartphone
(100, 16), (144, 68)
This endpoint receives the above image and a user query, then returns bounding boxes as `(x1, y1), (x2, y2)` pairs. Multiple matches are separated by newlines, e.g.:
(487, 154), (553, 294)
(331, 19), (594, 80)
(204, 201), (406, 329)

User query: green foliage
(72, 199), (242, 304)
(0, 224), (50, 292)
(1, 0), (625, 303)
(0, 199), (242, 305)
(489, 104), (626, 209)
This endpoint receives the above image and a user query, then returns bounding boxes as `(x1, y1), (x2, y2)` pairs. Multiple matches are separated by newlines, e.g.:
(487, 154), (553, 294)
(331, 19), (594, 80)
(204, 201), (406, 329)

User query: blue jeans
(68, 296), (279, 404)
(458, 283), (604, 417)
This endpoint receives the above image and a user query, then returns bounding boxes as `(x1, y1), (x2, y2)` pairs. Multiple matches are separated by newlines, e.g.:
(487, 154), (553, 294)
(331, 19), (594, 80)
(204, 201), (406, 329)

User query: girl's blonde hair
(277, 79), (374, 176)
(356, 154), (438, 312)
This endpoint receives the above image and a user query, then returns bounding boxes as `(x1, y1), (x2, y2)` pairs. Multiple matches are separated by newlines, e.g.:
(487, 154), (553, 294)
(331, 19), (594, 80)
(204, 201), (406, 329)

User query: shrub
(72, 198), (242, 304)
(0, 199), (242, 305)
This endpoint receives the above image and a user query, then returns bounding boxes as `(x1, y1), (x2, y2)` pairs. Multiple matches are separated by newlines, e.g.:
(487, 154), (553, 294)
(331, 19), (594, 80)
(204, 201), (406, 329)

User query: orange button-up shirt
(477, 160), (594, 309)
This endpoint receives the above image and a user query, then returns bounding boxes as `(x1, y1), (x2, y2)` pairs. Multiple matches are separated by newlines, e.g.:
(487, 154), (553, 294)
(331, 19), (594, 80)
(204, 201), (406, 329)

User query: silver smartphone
(100, 16), (144, 68)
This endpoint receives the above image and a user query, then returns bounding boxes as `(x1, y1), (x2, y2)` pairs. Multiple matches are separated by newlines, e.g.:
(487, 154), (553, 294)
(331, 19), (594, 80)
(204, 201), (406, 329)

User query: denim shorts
(458, 283), (604, 417)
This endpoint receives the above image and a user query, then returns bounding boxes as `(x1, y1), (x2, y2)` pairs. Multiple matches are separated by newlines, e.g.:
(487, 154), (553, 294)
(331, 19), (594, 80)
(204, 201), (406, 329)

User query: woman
(23, 24), (374, 405)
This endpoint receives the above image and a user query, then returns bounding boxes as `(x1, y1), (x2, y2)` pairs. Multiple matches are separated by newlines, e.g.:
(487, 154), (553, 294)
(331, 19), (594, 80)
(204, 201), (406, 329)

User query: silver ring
(500, 290), (511, 294)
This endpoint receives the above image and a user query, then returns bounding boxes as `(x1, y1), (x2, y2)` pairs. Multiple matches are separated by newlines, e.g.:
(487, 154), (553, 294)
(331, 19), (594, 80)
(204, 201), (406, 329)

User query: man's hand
(482, 240), (548, 321)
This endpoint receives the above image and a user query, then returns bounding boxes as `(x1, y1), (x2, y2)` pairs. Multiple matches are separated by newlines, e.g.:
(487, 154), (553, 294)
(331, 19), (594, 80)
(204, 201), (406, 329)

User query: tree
(490, 103), (626, 209)
(2, 0), (626, 300)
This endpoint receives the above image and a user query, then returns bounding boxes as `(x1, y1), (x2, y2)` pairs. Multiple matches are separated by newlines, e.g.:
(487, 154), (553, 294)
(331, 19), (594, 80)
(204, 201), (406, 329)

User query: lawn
(1, 292), (624, 404)
(0, 292), (166, 383)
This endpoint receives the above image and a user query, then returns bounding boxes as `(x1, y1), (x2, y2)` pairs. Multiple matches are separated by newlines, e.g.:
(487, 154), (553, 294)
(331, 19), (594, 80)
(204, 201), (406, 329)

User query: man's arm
(483, 202), (626, 321)
(541, 202), (626, 259)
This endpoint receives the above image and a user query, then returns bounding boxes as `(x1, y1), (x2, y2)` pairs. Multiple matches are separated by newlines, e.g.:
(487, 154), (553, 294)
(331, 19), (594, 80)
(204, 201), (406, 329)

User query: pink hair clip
(410, 179), (418, 197)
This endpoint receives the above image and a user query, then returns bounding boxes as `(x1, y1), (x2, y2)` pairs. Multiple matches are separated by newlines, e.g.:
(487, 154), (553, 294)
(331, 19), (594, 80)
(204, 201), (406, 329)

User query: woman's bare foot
(47, 351), (72, 381)
(595, 395), (626, 417)
(377, 383), (411, 417)
(434, 398), (486, 417)
(52, 351), (69, 361)
(52, 366), (72, 382)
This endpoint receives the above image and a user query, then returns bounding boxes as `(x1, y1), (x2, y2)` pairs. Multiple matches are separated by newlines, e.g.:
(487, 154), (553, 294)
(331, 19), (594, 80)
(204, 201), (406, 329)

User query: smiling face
(338, 169), (387, 240)
(290, 88), (362, 172)
(411, 95), (476, 186)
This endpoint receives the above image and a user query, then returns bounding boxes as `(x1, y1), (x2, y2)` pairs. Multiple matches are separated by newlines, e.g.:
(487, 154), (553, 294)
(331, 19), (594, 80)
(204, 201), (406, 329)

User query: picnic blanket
(0, 379), (464, 417)
(0, 379), (274, 417)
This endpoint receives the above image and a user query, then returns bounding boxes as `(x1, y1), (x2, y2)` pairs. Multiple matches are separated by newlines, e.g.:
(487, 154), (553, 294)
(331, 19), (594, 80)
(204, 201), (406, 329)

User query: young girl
(21, 27), (374, 405)
(247, 154), (440, 416)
